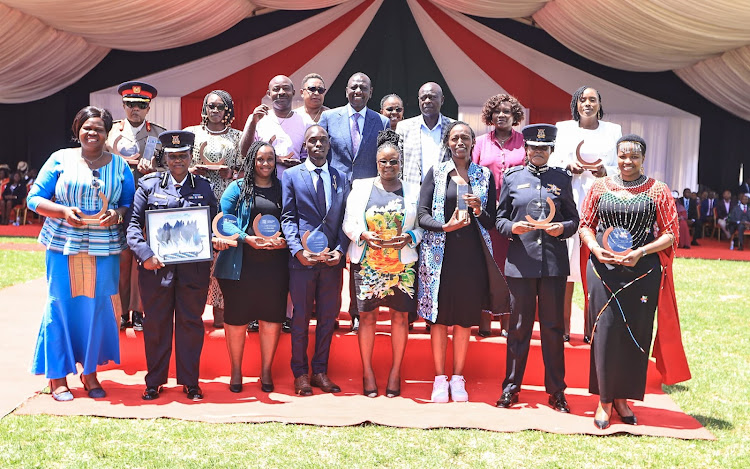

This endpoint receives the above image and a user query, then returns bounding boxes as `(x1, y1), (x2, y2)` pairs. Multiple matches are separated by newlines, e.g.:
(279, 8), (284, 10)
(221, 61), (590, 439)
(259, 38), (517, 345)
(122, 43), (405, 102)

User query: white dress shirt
(305, 157), (331, 211)
(419, 115), (443, 182)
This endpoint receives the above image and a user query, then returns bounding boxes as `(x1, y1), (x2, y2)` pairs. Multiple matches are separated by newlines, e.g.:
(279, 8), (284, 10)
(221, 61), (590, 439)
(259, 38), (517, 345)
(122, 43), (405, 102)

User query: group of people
(26, 74), (691, 429)
(674, 187), (750, 251)
(0, 161), (35, 225)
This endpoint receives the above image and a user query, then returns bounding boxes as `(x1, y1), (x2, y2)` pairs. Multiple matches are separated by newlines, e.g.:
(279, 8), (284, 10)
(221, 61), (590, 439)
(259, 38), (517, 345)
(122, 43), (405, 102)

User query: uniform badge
(537, 128), (545, 139)
(546, 183), (561, 196)
(172, 135), (180, 145)
(517, 183), (530, 189)
(132, 85), (141, 94)
(155, 193), (167, 199)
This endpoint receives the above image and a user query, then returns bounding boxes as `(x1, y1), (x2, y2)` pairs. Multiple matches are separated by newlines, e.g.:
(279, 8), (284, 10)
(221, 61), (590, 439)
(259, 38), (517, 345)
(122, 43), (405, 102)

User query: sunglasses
(385, 107), (403, 113)
(166, 153), (191, 160)
(305, 86), (326, 95)
(377, 159), (400, 166)
(91, 169), (101, 189)
(207, 103), (226, 111)
(125, 102), (148, 109)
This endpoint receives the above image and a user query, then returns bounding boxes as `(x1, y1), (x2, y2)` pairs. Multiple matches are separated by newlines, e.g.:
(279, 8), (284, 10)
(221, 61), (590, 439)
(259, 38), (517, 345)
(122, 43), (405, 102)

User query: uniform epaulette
(148, 121), (166, 132)
(504, 166), (524, 175)
(550, 166), (573, 177)
(141, 171), (161, 181)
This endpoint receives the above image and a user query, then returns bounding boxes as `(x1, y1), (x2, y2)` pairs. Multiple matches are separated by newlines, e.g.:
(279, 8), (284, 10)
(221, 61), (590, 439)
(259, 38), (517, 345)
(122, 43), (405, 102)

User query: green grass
(0, 256), (748, 468)
(0, 236), (38, 244)
(0, 250), (45, 289)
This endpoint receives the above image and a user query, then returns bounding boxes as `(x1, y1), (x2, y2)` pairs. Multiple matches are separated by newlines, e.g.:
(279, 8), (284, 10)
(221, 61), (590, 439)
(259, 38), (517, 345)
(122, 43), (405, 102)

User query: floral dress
(353, 185), (417, 316)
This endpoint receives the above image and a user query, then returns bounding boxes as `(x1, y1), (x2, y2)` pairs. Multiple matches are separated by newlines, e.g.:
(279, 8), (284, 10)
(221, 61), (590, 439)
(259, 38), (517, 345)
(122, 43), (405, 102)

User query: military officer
(126, 130), (221, 401)
(107, 81), (166, 331)
(494, 124), (579, 413)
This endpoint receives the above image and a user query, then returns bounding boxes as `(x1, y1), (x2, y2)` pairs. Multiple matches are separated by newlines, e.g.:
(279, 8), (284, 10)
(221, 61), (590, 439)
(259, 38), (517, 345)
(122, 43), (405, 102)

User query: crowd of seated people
(0, 161), (35, 225)
(675, 185), (749, 250)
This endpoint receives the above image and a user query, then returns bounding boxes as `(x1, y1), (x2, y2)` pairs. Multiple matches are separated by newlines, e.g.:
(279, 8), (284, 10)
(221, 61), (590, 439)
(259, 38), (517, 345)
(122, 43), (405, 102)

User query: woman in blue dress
(27, 106), (134, 401)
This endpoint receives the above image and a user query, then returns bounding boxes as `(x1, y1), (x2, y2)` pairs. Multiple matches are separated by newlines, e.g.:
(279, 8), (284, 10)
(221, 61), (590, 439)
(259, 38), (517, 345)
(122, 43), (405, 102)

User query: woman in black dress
(580, 134), (690, 429)
(417, 121), (509, 403)
(215, 141), (288, 393)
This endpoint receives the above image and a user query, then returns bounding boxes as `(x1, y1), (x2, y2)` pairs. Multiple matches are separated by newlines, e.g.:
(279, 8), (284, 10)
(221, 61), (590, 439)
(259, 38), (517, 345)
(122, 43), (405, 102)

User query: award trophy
(525, 197), (556, 229)
(378, 217), (404, 248)
(252, 214), (282, 247)
(195, 141), (229, 171)
(575, 140), (603, 171)
(602, 226), (634, 261)
(456, 183), (470, 223)
(80, 178), (109, 225)
(301, 230), (330, 261)
(211, 212), (240, 247)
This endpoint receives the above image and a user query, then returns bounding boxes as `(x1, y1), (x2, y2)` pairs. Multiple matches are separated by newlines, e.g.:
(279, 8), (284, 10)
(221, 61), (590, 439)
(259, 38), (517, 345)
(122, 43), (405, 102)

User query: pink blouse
(472, 129), (526, 201)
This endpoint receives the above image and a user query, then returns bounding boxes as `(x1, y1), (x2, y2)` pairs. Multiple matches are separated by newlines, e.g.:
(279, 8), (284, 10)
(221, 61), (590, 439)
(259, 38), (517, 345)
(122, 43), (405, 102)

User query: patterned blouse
(185, 125), (242, 200)
(27, 148), (135, 256)
(579, 175), (679, 250)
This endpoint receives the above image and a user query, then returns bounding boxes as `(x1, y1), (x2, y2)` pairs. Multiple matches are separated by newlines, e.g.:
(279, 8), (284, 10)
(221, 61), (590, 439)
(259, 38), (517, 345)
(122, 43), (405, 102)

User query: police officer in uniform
(107, 81), (166, 331)
(495, 124), (579, 412)
(127, 130), (220, 401)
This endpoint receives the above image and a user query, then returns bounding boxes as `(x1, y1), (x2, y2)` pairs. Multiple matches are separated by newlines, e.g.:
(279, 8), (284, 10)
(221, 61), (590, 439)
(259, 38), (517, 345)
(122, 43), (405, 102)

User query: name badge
(188, 194), (204, 200)
(517, 183), (530, 189)
(154, 193), (167, 199)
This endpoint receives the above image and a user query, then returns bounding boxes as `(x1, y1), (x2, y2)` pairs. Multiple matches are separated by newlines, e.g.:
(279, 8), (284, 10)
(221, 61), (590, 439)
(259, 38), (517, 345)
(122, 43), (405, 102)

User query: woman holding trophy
(214, 141), (288, 394)
(579, 134), (690, 429)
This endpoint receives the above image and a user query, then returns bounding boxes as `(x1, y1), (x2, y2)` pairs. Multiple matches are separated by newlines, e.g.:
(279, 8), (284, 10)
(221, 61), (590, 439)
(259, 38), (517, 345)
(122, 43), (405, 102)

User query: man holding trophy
(280, 125), (350, 396)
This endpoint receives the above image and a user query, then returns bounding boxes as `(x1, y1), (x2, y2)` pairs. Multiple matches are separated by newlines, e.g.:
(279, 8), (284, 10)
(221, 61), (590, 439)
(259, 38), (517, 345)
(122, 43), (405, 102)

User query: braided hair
(376, 128), (403, 161)
(570, 85), (604, 121)
(201, 89), (236, 128)
(238, 140), (280, 208)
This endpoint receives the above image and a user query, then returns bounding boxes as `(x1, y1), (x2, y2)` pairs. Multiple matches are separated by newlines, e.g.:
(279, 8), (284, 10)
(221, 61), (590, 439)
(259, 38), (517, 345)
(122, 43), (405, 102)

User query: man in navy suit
(281, 125), (350, 396)
(681, 188), (701, 246)
(318, 72), (389, 331)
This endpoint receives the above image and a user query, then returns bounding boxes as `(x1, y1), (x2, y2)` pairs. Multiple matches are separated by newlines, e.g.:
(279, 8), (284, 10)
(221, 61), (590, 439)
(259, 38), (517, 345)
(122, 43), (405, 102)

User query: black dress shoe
(496, 391), (519, 408)
(691, 240), (700, 246)
(132, 311), (143, 332)
(477, 329), (491, 338)
(583, 335), (591, 344)
(229, 383), (243, 393)
(594, 417), (611, 429)
(120, 315), (131, 330)
(183, 385), (203, 401)
(142, 386), (163, 401)
(614, 403), (638, 425)
(548, 391), (570, 413)
(282, 318), (292, 333)
(260, 381), (274, 393)
(563, 334), (570, 342)
(247, 320), (259, 333)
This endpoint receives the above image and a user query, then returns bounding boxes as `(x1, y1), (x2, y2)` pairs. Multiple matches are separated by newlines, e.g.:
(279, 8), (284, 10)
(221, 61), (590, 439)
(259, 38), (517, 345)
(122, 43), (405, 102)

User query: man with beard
(106, 81), (165, 331)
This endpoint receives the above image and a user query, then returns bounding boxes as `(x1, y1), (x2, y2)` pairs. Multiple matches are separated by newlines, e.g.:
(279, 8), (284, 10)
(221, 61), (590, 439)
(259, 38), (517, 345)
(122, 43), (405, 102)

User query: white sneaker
(431, 375), (449, 403)
(449, 375), (469, 402)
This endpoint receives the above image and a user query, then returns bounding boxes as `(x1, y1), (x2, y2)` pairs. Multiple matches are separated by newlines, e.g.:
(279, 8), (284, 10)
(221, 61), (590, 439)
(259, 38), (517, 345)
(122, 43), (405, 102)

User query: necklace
(613, 174), (648, 189)
(308, 107), (323, 123)
(206, 125), (228, 135)
(277, 109), (294, 125)
(82, 150), (105, 166)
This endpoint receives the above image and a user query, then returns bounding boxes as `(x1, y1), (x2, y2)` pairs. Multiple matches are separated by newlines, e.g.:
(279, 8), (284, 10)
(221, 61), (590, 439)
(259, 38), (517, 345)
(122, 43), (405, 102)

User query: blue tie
(315, 168), (326, 212)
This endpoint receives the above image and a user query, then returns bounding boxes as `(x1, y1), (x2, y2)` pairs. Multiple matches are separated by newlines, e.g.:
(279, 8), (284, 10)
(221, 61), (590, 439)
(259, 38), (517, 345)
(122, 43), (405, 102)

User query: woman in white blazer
(343, 130), (423, 398)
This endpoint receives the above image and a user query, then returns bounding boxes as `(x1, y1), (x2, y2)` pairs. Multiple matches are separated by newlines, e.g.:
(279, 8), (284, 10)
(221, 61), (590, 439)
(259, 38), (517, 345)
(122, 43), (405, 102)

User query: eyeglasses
(305, 86), (326, 95)
(377, 159), (400, 166)
(207, 103), (226, 111)
(530, 145), (551, 151)
(91, 169), (101, 189)
(125, 102), (148, 109)
(384, 107), (403, 113)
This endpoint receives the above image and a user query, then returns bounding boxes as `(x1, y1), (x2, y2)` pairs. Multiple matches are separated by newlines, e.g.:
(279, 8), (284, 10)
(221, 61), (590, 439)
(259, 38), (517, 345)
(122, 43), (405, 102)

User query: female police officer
(495, 124), (579, 412)
(127, 130), (221, 401)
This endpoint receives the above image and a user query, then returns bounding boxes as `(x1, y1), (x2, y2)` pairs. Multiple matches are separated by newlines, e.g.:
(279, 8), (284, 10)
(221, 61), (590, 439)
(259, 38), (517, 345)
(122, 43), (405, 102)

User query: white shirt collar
(346, 103), (367, 120)
(126, 120), (146, 134)
(170, 173), (188, 186)
(305, 158), (329, 174)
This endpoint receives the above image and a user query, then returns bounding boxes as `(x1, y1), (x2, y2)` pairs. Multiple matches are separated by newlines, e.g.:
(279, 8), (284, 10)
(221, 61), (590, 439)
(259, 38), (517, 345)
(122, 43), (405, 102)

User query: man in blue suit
(281, 125), (350, 396)
(318, 72), (389, 330)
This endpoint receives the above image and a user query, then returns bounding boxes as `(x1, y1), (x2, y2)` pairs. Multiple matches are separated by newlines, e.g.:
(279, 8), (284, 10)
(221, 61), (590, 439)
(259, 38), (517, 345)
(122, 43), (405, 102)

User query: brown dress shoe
(310, 373), (341, 393)
(294, 374), (313, 396)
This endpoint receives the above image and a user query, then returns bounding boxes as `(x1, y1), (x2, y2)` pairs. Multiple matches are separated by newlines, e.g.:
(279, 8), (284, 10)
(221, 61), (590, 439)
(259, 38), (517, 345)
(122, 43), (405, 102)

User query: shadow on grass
(692, 414), (733, 431)
(663, 384), (689, 394)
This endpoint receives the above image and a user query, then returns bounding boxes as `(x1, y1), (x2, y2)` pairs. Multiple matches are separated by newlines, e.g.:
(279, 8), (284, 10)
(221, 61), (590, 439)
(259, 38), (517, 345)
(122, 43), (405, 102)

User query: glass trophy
(302, 230), (330, 261)
(252, 214), (282, 247)
(211, 212), (240, 247)
(196, 141), (229, 171)
(525, 196), (556, 229)
(456, 183), (470, 222)
(602, 226), (634, 261)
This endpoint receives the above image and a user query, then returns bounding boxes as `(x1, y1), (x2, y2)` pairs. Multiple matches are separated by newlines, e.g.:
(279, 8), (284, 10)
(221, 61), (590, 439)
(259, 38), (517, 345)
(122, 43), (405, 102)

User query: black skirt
(587, 253), (661, 401)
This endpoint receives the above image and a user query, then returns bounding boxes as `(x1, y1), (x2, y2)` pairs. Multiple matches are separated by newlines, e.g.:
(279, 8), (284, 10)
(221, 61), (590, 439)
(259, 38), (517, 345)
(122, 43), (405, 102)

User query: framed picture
(145, 205), (213, 265)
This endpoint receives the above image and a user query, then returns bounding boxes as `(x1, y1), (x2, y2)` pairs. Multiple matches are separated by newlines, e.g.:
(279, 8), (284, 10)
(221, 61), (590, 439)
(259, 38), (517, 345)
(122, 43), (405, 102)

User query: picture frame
(145, 205), (213, 265)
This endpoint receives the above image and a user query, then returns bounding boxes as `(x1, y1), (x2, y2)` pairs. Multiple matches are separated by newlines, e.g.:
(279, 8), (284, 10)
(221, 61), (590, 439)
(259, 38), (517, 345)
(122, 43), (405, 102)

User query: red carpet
(4, 280), (712, 439)
(675, 237), (750, 261)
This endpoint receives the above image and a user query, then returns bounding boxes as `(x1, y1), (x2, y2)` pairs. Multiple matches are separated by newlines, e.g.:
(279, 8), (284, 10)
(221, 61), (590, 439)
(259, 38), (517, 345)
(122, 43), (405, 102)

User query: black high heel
(594, 406), (611, 429)
(614, 402), (637, 425)
(80, 373), (106, 398)
(363, 379), (378, 398)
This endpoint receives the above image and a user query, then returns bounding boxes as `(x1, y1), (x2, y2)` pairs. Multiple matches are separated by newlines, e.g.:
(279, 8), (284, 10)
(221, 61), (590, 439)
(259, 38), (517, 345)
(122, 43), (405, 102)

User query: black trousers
(138, 263), (209, 388)
(502, 276), (566, 395)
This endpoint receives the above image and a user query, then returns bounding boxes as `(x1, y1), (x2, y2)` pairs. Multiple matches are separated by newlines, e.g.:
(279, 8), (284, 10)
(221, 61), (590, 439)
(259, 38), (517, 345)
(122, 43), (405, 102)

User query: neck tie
(351, 113), (361, 157)
(315, 168), (326, 212)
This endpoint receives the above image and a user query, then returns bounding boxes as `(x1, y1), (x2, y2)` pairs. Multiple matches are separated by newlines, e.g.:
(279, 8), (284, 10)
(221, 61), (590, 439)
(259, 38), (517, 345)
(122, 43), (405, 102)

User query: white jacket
(343, 177), (423, 264)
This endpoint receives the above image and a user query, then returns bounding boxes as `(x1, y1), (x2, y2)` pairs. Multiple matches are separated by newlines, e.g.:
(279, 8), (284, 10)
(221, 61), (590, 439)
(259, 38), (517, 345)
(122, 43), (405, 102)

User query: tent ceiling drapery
(1, 0), (748, 121)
